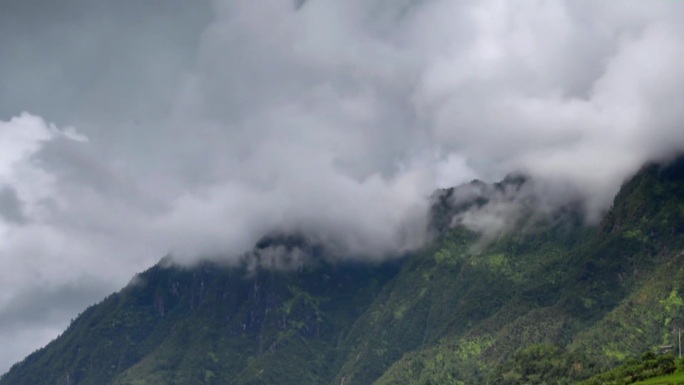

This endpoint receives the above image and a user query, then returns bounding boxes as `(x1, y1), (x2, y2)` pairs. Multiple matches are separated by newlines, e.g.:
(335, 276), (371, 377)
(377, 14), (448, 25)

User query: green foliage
(580, 353), (677, 385)
(488, 344), (597, 385)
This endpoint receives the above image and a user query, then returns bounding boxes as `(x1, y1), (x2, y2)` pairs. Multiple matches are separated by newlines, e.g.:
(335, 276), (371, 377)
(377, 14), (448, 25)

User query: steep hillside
(0, 259), (399, 385)
(2, 157), (684, 385)
(370, 158), (684, 385)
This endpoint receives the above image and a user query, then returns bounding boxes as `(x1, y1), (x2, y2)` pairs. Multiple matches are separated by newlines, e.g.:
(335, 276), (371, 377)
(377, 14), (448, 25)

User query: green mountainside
(2, 158), (684, 385)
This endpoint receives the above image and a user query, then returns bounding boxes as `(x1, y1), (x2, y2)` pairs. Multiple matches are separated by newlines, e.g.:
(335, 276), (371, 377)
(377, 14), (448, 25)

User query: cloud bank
(2, 0), (684, 373)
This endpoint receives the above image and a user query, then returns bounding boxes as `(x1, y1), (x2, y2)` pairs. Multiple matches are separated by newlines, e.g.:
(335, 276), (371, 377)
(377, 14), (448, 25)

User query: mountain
(2, 157), (684, 385)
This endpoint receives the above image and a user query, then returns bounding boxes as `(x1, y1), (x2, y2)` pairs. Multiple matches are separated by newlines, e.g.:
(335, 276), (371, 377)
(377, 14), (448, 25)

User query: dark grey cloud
(2, 0), (684, 374)
(0, 0), (211, 135)
(0, 186), (27, 224)
(0, 280), (111, 331)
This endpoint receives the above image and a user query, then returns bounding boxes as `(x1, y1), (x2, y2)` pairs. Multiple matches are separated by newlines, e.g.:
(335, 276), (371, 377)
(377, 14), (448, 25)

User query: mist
(2, 0), (684, 374)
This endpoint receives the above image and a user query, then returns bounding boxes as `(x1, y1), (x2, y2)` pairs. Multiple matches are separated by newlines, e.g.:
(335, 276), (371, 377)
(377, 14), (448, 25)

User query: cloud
(2, 0), (684, 374)
(0, 186), (27, 225)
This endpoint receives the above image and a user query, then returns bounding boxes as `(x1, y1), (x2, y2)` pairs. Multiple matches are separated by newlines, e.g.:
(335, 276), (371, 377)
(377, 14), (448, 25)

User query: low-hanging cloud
(2, 0), (684, 374)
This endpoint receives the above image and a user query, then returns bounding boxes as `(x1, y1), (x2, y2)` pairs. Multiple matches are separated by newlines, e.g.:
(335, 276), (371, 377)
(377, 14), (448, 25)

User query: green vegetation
(632, 370), (684, 385)
(2, 158), (684, 385)
(488, 344), (596, 385)
(580, 352), (677, 385)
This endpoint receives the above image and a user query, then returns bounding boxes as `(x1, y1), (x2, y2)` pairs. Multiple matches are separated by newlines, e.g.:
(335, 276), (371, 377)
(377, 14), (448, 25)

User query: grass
(633, 371), (684, 385)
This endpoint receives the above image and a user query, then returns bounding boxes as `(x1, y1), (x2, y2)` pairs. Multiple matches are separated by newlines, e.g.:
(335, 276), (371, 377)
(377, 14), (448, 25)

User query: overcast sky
(2, 0), (684, 374)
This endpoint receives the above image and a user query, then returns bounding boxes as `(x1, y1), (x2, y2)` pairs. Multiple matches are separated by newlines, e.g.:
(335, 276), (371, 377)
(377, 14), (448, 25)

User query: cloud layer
(2, 0), (684, 374)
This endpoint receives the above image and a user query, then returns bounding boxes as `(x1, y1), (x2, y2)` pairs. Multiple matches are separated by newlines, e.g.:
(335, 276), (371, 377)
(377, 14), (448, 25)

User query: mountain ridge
(3, 157), (684, 385)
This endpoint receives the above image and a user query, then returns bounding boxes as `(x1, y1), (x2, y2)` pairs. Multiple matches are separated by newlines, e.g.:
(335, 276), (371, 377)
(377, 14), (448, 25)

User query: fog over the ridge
(2, 0), (684, 374)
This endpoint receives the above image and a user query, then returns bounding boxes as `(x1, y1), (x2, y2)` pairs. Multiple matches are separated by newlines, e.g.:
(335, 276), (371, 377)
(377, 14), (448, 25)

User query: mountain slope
(2, 157), (684, 385)
(370, 159), (684, 385)
(0, 260), (399, 385)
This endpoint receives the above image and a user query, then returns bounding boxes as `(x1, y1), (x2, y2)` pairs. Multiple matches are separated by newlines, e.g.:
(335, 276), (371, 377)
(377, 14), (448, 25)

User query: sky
(2, 0), (684, 374)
